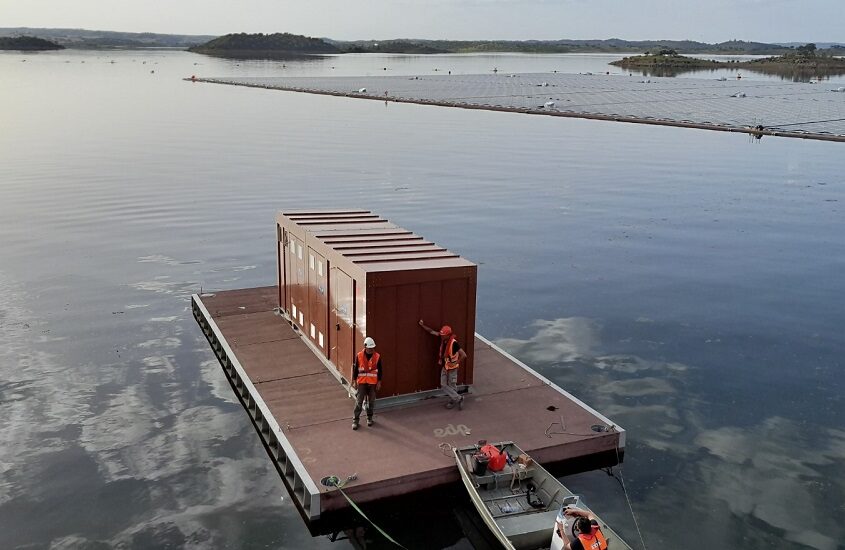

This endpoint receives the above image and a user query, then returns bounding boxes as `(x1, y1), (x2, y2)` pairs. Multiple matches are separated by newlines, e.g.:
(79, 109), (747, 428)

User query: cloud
(494, 317), (845, 548)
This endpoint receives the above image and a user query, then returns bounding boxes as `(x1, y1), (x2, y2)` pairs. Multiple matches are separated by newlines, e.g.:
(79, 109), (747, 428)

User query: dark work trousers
(353, 383), (377, 422)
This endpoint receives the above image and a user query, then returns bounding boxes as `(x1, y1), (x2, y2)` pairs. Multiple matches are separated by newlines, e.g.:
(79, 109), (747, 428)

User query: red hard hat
(439, 325), (452, 336)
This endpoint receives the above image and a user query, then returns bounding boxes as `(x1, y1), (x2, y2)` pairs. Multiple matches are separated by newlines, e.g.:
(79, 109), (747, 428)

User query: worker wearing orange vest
(419, 319), (467, 410)
(351, 336), (382, 430)
(558, 508), (608, 550)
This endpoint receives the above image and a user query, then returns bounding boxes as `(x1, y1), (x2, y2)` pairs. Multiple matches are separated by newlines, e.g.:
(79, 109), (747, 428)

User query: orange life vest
(479, 444), (507, 472)
(440, 336), (460, 370)
(577, 525), (608, 550)
(356, 350), (380, 385)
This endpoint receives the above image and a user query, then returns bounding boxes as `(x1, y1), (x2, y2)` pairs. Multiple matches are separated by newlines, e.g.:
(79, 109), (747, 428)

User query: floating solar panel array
(200, 73), (845, 141)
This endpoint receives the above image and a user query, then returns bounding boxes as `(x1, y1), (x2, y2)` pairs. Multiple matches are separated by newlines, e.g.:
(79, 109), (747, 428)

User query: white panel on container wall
(298, 244), (302, 259)
(299, 312), (303, 325)
(318, 261), (323, 276)
(292, 304), (297, 318)
(310, 323), (316, 338)
(318, 332), (324, 348)
(309, 254), (315, 270)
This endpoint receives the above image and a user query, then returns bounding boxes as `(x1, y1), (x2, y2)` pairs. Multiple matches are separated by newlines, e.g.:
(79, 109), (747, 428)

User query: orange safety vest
(440, 336), (460, 370)
(577, 526), (608, 550)
(356, 350), (380, 385)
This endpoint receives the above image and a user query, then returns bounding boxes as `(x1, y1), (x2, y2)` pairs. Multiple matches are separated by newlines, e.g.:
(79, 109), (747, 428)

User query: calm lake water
(1, 50), (844, 550)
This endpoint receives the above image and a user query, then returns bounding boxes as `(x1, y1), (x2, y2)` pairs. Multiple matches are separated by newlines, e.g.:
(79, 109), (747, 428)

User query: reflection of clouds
(494, 317), (690, 458)
(694, 417), (844, 550)
(0, 275), (84, 504)
(1, 269), (327, 547)
(138, 337), (182, 349)
(200, 358), (238, 405)
(496, 317), (599, 362)
(80, 394), (245, 483)
(130, 278), (198, 297)
(496, 317), (686, 374)
(497, 317), (845, 549)
(596, 377), (675, 397)
(137, 254), (202, 266)
(149, 316), (180, 323)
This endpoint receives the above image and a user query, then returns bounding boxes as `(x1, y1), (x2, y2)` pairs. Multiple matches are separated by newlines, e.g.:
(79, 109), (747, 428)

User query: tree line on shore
(3, 28), (844, 58)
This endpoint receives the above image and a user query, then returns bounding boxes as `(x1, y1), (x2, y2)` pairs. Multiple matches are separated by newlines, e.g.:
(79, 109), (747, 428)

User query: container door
(308, 247), (329, 356)
(289, 234), (306, 330)
(278, 226), (286, 311)
(331, 267), (354, 380)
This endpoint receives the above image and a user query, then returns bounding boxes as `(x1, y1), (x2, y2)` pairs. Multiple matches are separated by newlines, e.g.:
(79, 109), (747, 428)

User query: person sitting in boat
(419, 319), (467, 410)
(351, 337), (382, 430)
(558, 508), (608, 550)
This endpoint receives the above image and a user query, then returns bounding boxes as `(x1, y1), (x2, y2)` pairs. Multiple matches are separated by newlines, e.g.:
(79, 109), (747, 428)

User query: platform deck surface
(199, 286), (623, 512)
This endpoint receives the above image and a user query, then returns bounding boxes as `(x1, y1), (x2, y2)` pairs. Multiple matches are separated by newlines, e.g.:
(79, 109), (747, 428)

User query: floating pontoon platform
(192, 286), (625, 524)
(191, 72), (845, 142)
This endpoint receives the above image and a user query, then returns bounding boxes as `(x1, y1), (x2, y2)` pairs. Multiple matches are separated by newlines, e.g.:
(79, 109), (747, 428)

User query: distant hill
(2, 28), (840, 56)
(0, 27), (214, 48)
(189, 33), (340, 58)
(0, 35), (64, 51)
(330, 38), (798, 55)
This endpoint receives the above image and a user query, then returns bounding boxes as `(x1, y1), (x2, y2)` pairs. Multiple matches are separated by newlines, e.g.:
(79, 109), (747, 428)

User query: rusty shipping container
(276, 209), (477, 397)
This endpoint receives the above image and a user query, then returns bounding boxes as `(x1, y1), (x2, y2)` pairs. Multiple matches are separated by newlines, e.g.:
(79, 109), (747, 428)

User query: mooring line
(323, 476), (408, 549)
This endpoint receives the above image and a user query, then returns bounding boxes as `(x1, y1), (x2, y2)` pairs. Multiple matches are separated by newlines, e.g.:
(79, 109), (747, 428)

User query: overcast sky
(2, 0), (842, 43)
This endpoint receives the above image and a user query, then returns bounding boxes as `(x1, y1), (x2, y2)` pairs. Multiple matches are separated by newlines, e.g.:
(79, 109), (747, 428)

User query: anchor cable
(608, 438), (648, 550)
(322, 475), (408, 549)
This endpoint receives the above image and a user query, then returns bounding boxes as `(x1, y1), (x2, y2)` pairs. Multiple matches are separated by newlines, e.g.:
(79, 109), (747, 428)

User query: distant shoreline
(3, 27), (844, 56)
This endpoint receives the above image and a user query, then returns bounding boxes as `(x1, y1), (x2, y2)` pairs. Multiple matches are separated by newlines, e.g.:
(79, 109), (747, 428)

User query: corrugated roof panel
(352, 251), (459, 264)
(276, 209), (474, 273)
(341, 245), (445, 257)
(333, 241), (433, 251)
(326, 235), (423, 245)
(283, 209), (370, 217)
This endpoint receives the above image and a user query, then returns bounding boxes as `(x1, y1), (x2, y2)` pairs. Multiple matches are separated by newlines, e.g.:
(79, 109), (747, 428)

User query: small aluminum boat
(454, 441), (632, 550)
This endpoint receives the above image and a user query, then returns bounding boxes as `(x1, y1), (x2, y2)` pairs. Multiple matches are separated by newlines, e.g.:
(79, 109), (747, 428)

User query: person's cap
(364, 336), (376, 348)
(439, 325), (452, 336)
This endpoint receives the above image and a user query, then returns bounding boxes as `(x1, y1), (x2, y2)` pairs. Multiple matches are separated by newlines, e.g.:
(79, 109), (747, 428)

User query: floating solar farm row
(201, 73), (845, 141)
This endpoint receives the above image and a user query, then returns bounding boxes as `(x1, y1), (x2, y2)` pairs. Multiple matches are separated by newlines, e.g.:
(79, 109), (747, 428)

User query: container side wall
(395, 285), (423, 393)
(371, 285), (398, 396)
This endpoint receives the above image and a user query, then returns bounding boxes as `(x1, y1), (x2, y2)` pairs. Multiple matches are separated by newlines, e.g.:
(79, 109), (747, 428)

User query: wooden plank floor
(197, 286), (625, 515)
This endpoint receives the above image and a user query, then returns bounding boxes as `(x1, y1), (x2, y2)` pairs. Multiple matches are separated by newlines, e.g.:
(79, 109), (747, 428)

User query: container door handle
(336, 323), (341, 331)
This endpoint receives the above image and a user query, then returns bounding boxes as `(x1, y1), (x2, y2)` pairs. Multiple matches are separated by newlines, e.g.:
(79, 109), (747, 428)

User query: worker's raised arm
(418, 319), (438, 336)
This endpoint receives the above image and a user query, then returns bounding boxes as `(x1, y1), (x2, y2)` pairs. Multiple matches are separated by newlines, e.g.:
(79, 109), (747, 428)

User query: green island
(0, 35), (64, 51)
(188, 32), (340, 58)
(612, 44), (845, 78)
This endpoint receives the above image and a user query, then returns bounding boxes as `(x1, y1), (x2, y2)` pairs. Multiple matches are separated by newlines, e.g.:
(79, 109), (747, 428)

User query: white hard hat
(364, 336), (376, 349)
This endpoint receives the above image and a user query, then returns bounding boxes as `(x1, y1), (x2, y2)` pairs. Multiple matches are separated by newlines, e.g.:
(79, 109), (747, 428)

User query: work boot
(367, 417), (374, 427)
(352, 420), (359, 431)
(458, 397), (464, 411)
(445, 401), (455, 409)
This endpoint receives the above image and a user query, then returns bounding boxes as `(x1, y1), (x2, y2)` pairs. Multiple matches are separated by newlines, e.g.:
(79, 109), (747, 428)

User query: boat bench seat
(472, 463), (536, 487)
(498, 509), (558, 548)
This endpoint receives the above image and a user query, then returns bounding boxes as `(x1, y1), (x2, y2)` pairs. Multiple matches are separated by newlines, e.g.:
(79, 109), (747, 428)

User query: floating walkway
(192, 286), (625, 524)
(192, 72), (845, 142)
